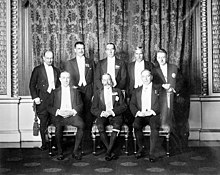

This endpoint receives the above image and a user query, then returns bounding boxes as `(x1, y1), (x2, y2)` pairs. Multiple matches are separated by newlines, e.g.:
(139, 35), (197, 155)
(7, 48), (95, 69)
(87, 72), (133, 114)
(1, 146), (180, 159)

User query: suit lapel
(100, 89), (105, 109)
(85, 58), (89, 77)
(42, 65), (48, 83)
(52, 66), (58, 84)
(151, 86), (156, 108)
(102, 59), (107, 73)
(56, 87), (62, 108)
(137, 87), (142, 110)
(167, 64), (172, 84)
(72, 58), (80, 82)
(157, 67), (166, 83)
(131, 62), (135, 83)
(70, 88), (75, 109)
(115, 58), (119, 77)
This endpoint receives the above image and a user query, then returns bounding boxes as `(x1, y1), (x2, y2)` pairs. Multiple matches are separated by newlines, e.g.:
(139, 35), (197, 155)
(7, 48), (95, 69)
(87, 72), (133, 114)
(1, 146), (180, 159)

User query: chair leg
(125, 133), (128, 155)
(92, 134), (96, 155)
(133, 137), (137, 154)
(166, 136), (170, 157)
(48, 134), (52, 156)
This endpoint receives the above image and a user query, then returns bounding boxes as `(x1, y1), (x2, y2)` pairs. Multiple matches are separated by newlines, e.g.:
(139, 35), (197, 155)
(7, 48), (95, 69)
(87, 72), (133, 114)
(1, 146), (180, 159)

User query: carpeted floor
(1, 142), (220, 175)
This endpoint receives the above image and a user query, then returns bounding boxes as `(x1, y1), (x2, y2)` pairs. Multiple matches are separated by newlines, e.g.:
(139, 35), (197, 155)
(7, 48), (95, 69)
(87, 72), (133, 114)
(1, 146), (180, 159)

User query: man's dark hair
(74, 41), (85, 48)
(106, 43), (116, 50)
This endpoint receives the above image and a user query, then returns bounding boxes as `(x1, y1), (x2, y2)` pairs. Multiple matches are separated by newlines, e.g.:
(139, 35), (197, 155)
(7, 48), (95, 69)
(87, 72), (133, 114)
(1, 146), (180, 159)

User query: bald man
(29, 51), (60, 150)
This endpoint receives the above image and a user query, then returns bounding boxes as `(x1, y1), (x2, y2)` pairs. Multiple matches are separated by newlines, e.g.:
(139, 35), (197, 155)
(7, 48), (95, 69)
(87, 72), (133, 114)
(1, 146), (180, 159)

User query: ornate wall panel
(200, 0), (208, 95)
(0, 0), (7, 95)
(11, 0), (19, 97)
(212, 0), (220, 93)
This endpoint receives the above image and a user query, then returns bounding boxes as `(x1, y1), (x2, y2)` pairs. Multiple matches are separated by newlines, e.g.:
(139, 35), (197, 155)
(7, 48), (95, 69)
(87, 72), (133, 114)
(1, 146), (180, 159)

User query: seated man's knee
(96, 124), (105, 133)
(133, 121), (142, 130)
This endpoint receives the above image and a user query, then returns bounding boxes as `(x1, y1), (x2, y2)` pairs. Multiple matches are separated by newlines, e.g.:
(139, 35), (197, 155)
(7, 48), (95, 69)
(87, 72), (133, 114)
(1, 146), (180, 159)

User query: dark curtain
(30, 0), (193, 75)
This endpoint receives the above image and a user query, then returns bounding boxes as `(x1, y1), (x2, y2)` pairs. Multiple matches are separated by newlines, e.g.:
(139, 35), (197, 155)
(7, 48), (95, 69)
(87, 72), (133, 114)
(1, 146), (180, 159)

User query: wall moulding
(0, 0), (11, 96)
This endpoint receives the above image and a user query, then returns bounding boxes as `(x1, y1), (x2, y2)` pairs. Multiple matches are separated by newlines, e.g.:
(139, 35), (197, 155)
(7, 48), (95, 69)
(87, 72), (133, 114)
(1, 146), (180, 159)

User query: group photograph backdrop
(19, 0), (199, 96)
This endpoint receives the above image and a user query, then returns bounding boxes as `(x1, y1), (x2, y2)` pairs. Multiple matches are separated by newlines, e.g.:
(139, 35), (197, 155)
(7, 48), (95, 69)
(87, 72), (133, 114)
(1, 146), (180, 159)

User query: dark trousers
(96, 115), (123, 154)
(38, 111), (51, 147)
(133, 115), (160, 156)
(52, 115), (85, 155)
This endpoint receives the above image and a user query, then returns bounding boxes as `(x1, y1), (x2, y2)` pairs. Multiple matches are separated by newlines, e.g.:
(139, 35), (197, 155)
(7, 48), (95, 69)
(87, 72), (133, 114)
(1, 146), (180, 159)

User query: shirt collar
(143, 82), (152, 89)
(44, 62), (52, 68)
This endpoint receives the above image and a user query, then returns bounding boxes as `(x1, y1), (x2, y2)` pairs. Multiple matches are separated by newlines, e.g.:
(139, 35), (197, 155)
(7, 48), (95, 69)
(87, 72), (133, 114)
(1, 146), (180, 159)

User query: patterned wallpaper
(0, 0), (7, 95)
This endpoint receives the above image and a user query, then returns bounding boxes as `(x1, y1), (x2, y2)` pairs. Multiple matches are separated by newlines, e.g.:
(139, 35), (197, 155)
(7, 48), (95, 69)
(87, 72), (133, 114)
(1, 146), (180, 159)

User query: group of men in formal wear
(29, 42), (188, 162)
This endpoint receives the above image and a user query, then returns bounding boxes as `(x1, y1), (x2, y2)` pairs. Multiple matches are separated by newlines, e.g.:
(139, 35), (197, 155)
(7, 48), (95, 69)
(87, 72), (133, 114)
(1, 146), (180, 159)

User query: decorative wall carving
(200, 0), (208, 95)
(212, 0), (220, 93)
(0, 0), (7, 95)
(11, 0), (19, 97)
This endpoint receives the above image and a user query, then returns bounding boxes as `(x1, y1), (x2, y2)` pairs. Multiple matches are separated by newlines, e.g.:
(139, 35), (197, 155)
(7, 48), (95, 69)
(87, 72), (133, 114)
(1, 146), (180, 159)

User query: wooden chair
(47, 124), (78, 156)
(133, 125), (170, 157)
(91, 123), (129, 155)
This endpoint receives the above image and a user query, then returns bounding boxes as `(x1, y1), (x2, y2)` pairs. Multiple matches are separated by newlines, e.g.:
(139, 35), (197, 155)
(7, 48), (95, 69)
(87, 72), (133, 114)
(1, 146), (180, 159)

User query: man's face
(156, 52), (167, 66)
(141, 70), (153, 86)
(43, 51), (53, 66)
(134, 49), (143, 62)
(60, 72), (70, 87)
(102, 74), (113, 88)
(74, 44), (85, 57)
(105, 44), (115, 58)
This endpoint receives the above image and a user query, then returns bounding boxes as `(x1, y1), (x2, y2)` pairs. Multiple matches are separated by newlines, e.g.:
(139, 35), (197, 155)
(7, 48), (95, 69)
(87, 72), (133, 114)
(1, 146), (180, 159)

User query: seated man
(130, 69), (162, 162)
(91, 73), (127, 161)
(47, 71), (85, 160)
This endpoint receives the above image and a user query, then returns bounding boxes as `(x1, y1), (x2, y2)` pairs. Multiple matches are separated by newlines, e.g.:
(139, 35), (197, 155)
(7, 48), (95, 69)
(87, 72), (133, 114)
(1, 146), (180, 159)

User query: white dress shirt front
(44, 62), (55, 93)
(134, 60), (145, 88)
(60, 86), (72, 110)
(104, 87), (113, 111)
(141, 83), (152, 112)
(107, 57), (117, 87)
(76, 56), (87, 86)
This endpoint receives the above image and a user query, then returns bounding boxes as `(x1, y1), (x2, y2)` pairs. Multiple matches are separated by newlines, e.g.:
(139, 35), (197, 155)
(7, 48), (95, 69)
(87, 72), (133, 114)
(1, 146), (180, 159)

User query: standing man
(130, 69), (162, 162)
(94, 43), (127, 91)
(126, 47), (154, 128)
(47, 71), (84, 160)
(152, 48), (186, 153)
(127, 46), (154, 99)
(91, 73), (127, 161)
(29, 50), (60, 150)
(63, 41), (95, 136)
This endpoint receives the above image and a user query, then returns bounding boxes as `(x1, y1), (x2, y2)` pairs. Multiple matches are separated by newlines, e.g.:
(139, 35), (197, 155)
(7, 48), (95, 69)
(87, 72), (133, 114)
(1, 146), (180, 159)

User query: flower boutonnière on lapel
(112, 92), (119, 101)
(172, 73), (176, 79)
(85, 63), (90, 68)
(115, 65), (120, 69)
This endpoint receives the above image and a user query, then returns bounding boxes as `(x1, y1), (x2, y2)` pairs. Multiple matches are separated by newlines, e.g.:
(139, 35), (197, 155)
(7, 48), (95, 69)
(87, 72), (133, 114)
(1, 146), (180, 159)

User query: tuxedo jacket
(127, 60), (154, 98)
(94, 58), (127, 90)
(47, 87), (83, 117)
(64, 57), (95, 96)
(29, 64), (60, 113)
(152, 63), (184, 95)
(129, 85), (161, 117)
(91, 87), (127, 118)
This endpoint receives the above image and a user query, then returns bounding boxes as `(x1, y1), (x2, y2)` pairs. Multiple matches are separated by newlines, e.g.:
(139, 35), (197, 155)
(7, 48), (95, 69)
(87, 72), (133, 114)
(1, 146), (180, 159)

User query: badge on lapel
(115, 65), (120, 69)
(115, 96), (119, 101)
(85, 63), (90, 68)
(172, 73), (176, 78)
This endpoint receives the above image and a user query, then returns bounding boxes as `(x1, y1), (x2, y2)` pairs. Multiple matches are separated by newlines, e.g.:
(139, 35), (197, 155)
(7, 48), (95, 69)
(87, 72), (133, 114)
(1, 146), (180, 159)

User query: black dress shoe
(72, 153), (82, 160)
(57, 154), (64, 160)
(39, 145), (48, 151)
(149, 156), (157, 163)
(105, 153), (112, 161)
(111, 153), (118, 160)
(135, 152), (143, 159)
